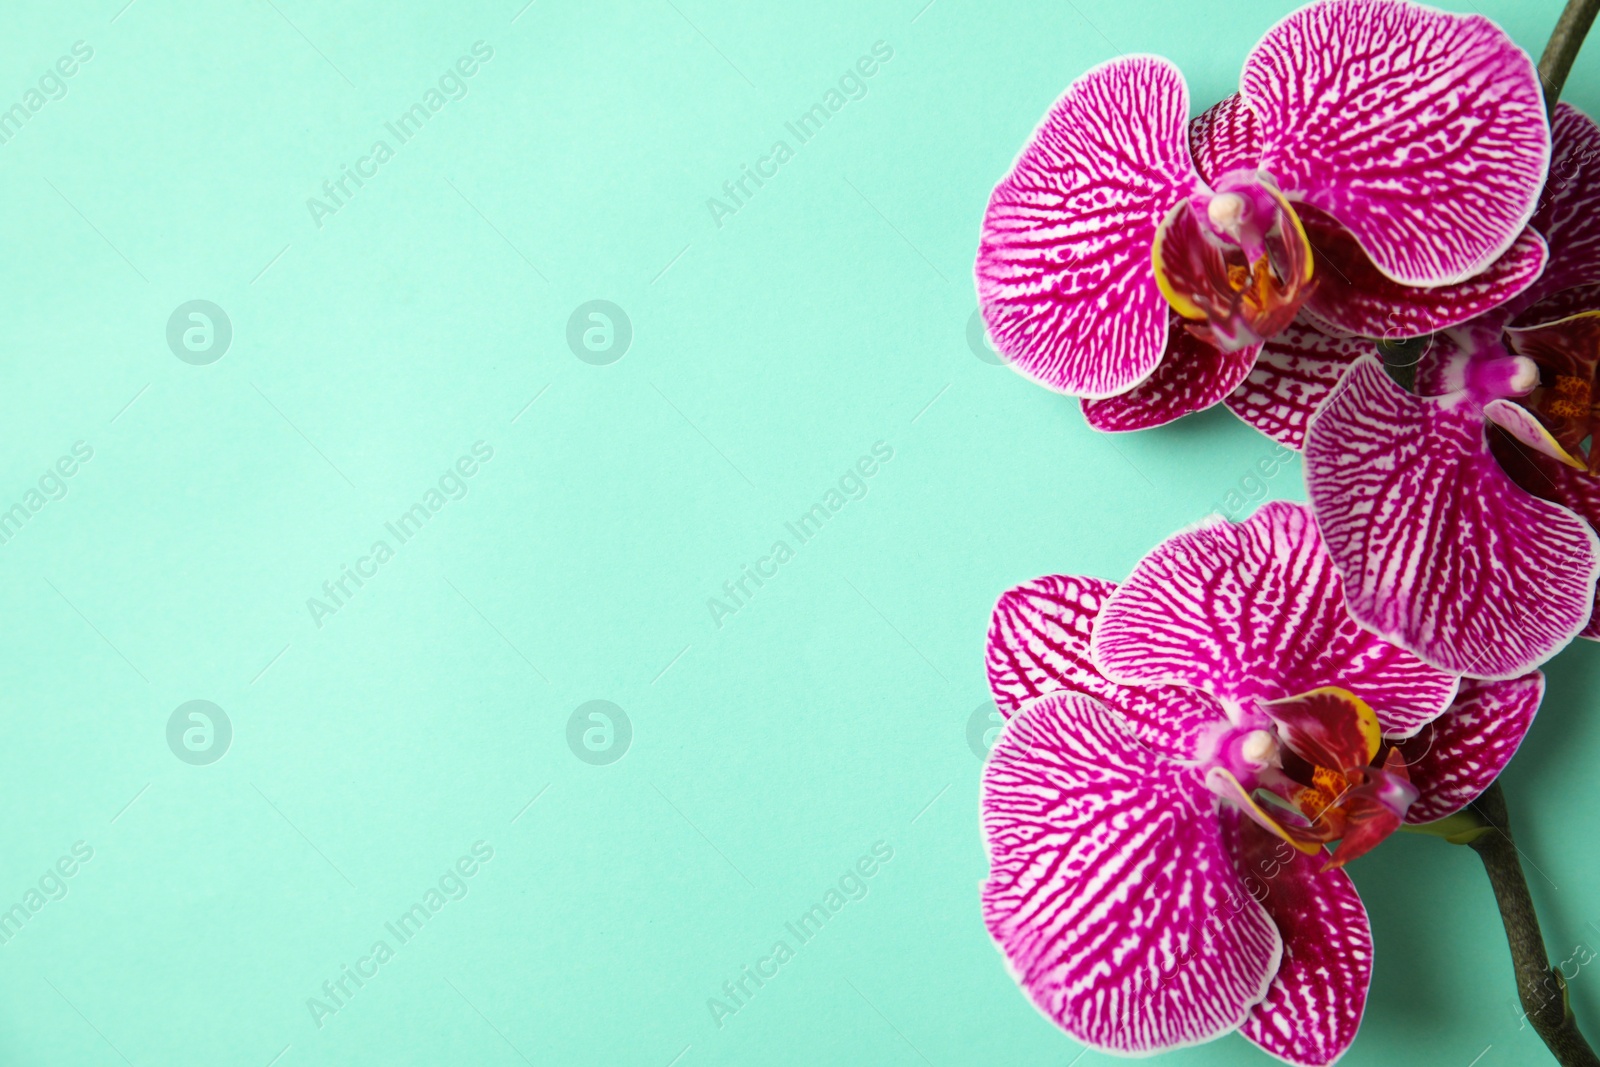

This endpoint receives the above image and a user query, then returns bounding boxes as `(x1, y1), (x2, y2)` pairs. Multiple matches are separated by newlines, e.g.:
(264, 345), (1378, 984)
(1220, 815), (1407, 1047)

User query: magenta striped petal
(1412, 326), (1479, 398)
(1303, 210), (1548, 337)
(1242, 0), (1549, 286)
(1189, 93), (1262, 184)
(1490, 435), (1600, 640)
(1226, 318), (1371, 448)
(1399, 673), (1543, 824)
(1514, 283), (1600, 328)
(1082, 321), (1259, 431)
(987, 573), (1230, 757)
(987, 574), (1115, 716)
(977, 56), (1201, 398)
(1223, 812), (1371, 1067)
(1092, 501), (1459, 734)
(1524, 104), (1600, 304)
(1303, 359), (1600, 678)
(981, 692), (1281, 1055)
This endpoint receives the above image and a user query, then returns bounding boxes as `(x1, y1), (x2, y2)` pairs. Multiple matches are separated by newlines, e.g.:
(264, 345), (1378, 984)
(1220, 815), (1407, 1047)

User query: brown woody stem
(1540, 0), (1600, 113)
(1464, 782), (1600, 1066)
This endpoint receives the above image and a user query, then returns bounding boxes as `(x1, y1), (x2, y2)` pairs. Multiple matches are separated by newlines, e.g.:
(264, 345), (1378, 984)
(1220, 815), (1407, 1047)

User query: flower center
(1499, 311), (1600, 469)
(1152, 171), (1315, 352)
(1205, 687), (1417, 870)
(1550, 374), (1593, 415)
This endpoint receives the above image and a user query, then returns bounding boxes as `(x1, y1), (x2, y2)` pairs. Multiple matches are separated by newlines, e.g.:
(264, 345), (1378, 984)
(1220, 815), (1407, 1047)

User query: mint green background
(0, 1), (1597, 1064)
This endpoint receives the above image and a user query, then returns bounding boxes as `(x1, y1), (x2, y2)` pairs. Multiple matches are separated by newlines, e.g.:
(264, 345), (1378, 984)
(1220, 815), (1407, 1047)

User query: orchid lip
(1206, 687), (1417, 869)
(1153, 175), (1314, 352)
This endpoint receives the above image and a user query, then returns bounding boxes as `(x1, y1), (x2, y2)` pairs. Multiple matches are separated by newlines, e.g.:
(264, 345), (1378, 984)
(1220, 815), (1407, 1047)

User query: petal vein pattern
(982, 692), (1280, 1054)
(987, 573), (1228, 757)
(1242, 0), (1548, 285)
(977, 56), (1201, 397)
(1090, 501), (1458, 732)
(1304, 359), (1600, 678)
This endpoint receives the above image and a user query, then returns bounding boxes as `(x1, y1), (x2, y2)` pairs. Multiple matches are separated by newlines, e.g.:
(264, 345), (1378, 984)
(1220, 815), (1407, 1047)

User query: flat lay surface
(2, 1), (1598, 1063)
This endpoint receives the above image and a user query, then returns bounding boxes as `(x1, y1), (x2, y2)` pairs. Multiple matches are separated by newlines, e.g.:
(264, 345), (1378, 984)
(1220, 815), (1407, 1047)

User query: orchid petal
(1399, 673), (1543, 824)
(1303, 209), (1547, 337)
(1226, 318), (1372, 448)
(987, 574), (1114, 716)
(1303, 359), (1600, 678)
(981, 692), (1281, 1055)
(1082, 321), (1259, 431)
(1490, 437), (1600, 640)
(987, 574), (1229, 757)
(1514, 283), (1600, 328)
(1483, 399), (1586, 470)
(1412, 327), (1477, 398)
(1242, 0), (1548, 286)
(1189, 93), (1263, 185)
(977, 56), (1201, 398)
(1092, 500), (1459, 731)
(1523, 104), (1600, 305)
(1224, 812), (1371, 1067)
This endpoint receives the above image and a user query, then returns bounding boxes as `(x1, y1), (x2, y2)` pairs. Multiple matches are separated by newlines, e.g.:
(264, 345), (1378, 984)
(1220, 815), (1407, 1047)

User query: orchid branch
(1464, 782), (1600, 1066)
(1540, 0), (1600, 114)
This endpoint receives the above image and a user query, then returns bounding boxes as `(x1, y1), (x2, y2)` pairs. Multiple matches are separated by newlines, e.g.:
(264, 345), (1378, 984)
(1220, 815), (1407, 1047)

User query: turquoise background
(0, 0), (1596, 1063)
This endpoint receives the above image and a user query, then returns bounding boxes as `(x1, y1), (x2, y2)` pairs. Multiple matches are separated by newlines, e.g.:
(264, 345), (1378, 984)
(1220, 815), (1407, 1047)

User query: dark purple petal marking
(981, 692), (1281, 1055)
(1224, 812), (1372, 1067)
(1243, 0), (1549, 286)
(1304, 359), (1600, 678)
(1091, 500), (1459, 733)
(1226, 318), (1371, 448)
(1399, 673), (1542, 823)
(1189, 93), (1263, 185)
(986, 574), (1229, 757)
(1082, 322), (1259, 431)
(976, 56), (1201, 398)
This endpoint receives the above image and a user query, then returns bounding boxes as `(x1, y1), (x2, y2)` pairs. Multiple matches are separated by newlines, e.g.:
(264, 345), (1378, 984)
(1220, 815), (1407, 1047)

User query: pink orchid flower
(982, 502), (1540, 1064)
(976, 0), (1549, 432)
(1302, 104), (1600, 679)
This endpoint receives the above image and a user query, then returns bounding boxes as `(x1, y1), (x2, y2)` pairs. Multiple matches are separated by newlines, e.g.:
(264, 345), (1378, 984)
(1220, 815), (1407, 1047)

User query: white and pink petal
(1303, 359), (1600, 678)
(1522, 104), (1600, 306)
(977, 56), (1201, 398)
(1189, 93), (1263, 184)
(1226, 318), (1372, 449)
(1091, 500), (1459, 733)
(1082, 323), (1258, 432)
(1302, 210), (1547, 338)
(1242, 0), (1548, 286)
(1223, 812), (1372, 1067)
(1490, 435), (1600, 640)
(986, 573), (1229, 758)
(981, 691), (1281, 1055)
(1399, 673), (1543, 824)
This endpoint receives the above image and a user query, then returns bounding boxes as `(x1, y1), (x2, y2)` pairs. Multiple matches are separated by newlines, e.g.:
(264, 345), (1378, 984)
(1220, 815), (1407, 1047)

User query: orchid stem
(1540, 0), (1600, 114)
(1465, 781), (1600, 1066)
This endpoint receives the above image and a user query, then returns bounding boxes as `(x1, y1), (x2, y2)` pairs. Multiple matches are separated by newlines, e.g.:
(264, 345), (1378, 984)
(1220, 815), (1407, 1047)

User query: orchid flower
(981, 502), (1540, 1064)
(1302, 104), (1600, 678)
(975, 0), (1549, 432)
